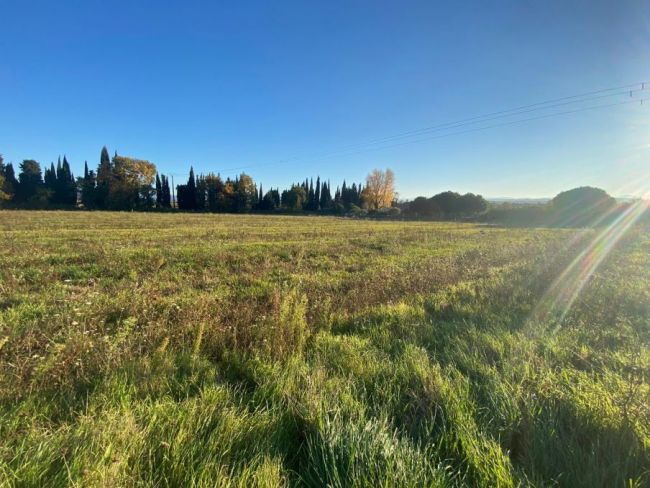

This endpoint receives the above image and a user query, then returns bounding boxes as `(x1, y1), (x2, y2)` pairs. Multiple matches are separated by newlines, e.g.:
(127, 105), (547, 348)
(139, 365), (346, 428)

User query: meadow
(0, 211), (648, 487)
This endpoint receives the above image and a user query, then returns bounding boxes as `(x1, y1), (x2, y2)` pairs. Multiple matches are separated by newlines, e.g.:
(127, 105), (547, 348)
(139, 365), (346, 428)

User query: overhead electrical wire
(302, 82), (649, 155)
(312, 96), (650, 162)
(268, 87), (647, 163)
(167, 81), (649, 178)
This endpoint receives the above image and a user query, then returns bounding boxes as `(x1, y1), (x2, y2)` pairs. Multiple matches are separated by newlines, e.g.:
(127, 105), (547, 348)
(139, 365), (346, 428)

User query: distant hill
(489, 195), (646, 205)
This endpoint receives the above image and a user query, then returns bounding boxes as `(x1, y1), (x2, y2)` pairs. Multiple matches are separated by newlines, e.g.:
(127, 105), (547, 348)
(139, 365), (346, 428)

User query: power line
(207, 94), (649, 175)
(264, 87), (646, 164)
(311, 96), (650, 162)
(165, 81), (649, 178)
(305, 82), (649, 156)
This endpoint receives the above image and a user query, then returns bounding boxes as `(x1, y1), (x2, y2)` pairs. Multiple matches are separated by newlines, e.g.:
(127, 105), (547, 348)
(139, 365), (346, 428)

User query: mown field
(0, 211), (648, 487)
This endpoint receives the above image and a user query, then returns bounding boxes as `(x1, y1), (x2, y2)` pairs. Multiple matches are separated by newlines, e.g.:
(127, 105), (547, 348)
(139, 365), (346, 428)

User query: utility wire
(266, 87), (646, 163)
(305, 82), (649, 156)
(208, 95), (649, 175)
(310, 96), (650, 163)
(166, 81), (649, 178)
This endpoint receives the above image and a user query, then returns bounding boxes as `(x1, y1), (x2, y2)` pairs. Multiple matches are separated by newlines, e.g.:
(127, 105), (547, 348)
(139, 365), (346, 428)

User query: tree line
(0, 147), (399, 214)
(479, 186), (646, 228)
(402, 186), (649, 227)
(173, 169), (366, 213)
(401, 191), (488, 219)
(0, 148), (157, 210)
(2, 147), (636, 227)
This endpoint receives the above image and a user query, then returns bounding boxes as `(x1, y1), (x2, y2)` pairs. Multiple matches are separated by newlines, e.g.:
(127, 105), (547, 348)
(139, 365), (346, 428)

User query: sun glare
(529, 194), (649, 331)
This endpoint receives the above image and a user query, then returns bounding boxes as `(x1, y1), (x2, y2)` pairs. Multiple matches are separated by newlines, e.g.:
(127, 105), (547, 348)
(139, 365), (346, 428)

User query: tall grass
(0, 211), (648, 486)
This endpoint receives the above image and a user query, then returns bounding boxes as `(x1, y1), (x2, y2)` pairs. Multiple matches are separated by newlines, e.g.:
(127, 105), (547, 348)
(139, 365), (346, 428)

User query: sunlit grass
(0, 211), (648, 487)
(530, 198), (650, 329)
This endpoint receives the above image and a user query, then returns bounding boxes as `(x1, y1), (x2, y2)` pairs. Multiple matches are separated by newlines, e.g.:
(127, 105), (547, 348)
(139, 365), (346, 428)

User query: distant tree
(80, 161), (97, 208)
(205, 173), (224, 212)
(550, 186), (617, 227)
(95, 146), (113, 209)
(51, 157), (64, 204)
(2, 162), (18, 200)
(161, 175), (171, 208)
(306, 178), (315, 210)
(59, 156), (77, 205)
(155, 174), (170, 208)
(234, 173), (257, 212)
(260, 188), (280, 210)
(282, 184), (307, 211)
(314, 177), (321, 211)
(408, 196), (441, 218)
(414, 191), (487, 219)
(362, 168), (395, 210)
(155, 173), (163, 208)
(320, 180), (332, 210)
(219, 178), (236, 212)
(187, 167), (198, 209)
(457, 193), (487, 216)
(256, 183), (264, 210)
(108, 154), (156, 210)
(430, 191), (461, 218)
(481, 202), (549, 227)
(16, 160), (48, 206)
(196, 173), (207, 210)
(177, 168), (198, 210)
(44, 162), (57, 196)
(176, 184), (191, 210)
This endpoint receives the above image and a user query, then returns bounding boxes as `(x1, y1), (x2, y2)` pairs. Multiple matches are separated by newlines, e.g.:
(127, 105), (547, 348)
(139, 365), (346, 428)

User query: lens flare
(528, 197), (649, 330)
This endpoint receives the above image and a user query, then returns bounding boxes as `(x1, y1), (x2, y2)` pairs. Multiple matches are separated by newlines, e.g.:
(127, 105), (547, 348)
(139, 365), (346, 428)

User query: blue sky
(1, 0), (648, 198)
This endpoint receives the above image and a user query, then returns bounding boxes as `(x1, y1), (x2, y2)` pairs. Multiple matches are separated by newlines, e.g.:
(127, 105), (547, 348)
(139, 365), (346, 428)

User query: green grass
(1, 211), (648, 487)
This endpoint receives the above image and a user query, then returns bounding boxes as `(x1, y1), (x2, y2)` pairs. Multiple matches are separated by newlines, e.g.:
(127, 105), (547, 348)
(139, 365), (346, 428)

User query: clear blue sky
(1, 0), (648, 199)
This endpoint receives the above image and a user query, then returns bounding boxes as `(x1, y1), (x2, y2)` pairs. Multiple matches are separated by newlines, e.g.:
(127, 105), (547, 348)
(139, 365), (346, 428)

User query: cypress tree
(159, 175), (166, 208)
(320, 180), (332, 209)
(51, 157), (62, 204)
(308, 178), (315, 210)
(187, 167), (197, 210)
(196, 173), (207, 210)
(101, 147), (111, 168)
(164, 175), (171, 208)
(61, 156), (76, 205)
(351, 183), (359, 206)
(96, 146), (112, 209)
(155, 174), (162, 208)
(81, 161), (96, 209)
(319, 180), (325, 209)
(44, 162), (56, 196)
(342, 180), (352, 207)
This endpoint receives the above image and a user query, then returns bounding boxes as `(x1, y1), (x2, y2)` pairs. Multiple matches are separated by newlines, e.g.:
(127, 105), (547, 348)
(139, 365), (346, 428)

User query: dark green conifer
(96, 146), (112, 209)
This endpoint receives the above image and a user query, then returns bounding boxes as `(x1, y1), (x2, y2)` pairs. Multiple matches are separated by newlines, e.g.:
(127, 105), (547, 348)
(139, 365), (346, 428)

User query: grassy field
(1, 211), (648, 487)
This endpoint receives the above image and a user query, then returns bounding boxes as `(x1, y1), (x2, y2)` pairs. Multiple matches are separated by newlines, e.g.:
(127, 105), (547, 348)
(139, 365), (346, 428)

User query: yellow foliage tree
(109, 155), (157, 209)
(362, 168), (395, 210)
